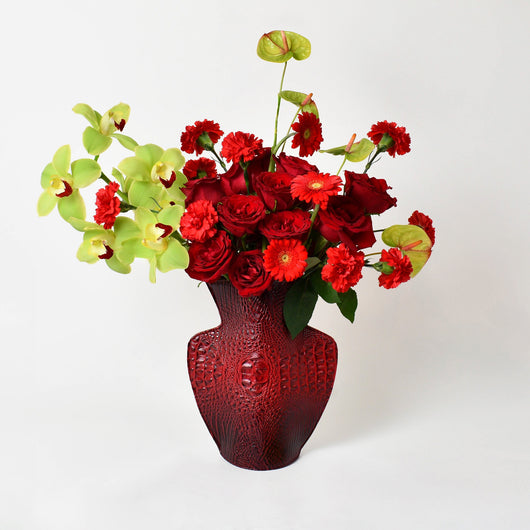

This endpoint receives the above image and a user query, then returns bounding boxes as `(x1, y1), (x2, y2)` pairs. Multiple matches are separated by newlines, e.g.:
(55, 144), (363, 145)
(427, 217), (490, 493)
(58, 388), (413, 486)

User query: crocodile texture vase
(187, 280), (338, 470)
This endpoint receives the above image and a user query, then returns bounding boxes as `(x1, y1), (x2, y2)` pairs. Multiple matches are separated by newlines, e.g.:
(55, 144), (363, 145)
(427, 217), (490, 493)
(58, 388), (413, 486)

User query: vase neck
(207, 281), (289, 329)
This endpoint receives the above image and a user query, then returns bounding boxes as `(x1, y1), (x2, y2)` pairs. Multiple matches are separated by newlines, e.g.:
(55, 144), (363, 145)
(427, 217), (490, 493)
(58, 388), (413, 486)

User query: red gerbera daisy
(180, 200), (219, 242)
(94, 181), (121, 229)
(263, 238), (308, 282)
(408, 210), (435, 246)
(182, 157), (218, 180)
(378, 247), (413, 289)
(291, 112), (323, 157)
(321, 245), (365, 293)
(367, 120), (411, 157)
(180, 119), (224, 155)
(290, 171), (342, 209)
(220, 131), (264, 164)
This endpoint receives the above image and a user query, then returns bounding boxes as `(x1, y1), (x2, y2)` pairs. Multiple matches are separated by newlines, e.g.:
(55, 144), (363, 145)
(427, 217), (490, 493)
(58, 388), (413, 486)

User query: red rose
(253, 171), (294, 211)
(275, 152), (318, 178)
(220, 149), (271, 196)
(229, 250), (273, 297)
(217, 194), (266, 237)
(182, 177), (224, 208)
(259, 210), (311, 241)
(185, 231), (234, 283)
(344, 171), (397, 214)
(316, 196), (376, 251)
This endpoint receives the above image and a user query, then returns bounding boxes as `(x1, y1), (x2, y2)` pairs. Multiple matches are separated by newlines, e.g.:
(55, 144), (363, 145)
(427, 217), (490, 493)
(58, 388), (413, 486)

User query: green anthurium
(257, 30), (311, 63)
(280, 90), (319, 117)
(382, 225), (433, 277)
(320, 138), (375, 162)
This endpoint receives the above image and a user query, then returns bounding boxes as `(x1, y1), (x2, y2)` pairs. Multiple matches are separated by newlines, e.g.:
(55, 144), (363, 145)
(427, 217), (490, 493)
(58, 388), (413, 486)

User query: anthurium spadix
(73, 102), (137, 155)
(382, 224), (432, 277)
(37, 145), (101, 224)
(118, 144), (186, 209)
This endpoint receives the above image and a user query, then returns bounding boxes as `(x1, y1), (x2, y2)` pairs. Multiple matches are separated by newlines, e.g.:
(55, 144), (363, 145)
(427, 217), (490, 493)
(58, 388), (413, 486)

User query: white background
(1, 0), (529, 528)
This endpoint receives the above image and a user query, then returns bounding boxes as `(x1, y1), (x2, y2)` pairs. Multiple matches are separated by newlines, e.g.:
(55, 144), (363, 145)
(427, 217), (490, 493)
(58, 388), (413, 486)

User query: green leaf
(345, 138), (375, 162)
(309, 273), (341, 304)
(37, 191), (58, 216)
(157, 238), (189, 272)
(82, 126), (112, 155)
(58, 189), (86, 223)
(72, 103), (99, 129)
(52, 145), (71, 177)
(382, 225), (432, 277)
(257, 30), (311, 63)
(280, 90), (319, 117)
(71, 158), (101, 188)
(112, 133), (138, 151)
(337, 289), (358, 322)
(283, 278), (318, 339)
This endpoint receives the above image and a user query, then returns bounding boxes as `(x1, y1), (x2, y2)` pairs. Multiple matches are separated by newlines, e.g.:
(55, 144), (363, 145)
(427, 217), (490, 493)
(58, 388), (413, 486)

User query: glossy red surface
(187, 280), (338, 470)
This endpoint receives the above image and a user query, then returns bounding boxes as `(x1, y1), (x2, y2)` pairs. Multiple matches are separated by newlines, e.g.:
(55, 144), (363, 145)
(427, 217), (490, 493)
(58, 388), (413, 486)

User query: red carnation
(180, 200), (219, 242)
(221, 132), (264, 164)
(94, 181), (121, 229)
(180, 119), (224, 155)
(378, 248), (413, 289)
(408, 210), (435, 246)
(229, 250), (273, 297)
(321, 245), (365, 293)
(183, 157), (218, 180)
(290, 171), (342, 210)
(291, 112), (323, 157)
(367, 120), (411, 157)
(263, 238), (308, 282)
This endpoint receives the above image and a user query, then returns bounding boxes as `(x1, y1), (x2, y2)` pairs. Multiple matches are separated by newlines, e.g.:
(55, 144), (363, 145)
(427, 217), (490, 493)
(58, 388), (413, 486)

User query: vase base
(219, 449), (301, 471)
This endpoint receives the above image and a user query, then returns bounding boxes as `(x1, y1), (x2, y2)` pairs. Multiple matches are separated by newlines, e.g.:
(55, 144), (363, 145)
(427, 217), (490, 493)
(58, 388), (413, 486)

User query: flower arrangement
(38, 30), (435, 338)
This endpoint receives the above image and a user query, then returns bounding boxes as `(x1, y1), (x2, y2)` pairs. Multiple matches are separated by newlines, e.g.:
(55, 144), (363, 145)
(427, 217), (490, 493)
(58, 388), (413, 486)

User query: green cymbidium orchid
(382, 224), (433, 277)
(37, 145), (101, 225)
(118, 144), (186, 210)
(114, 205), (189, 283)
(73, 102), (137, 155)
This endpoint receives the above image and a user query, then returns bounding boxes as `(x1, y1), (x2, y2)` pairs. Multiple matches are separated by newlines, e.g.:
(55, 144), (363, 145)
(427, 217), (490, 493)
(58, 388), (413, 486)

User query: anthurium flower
(37, 145), (101, 225)
(73, 103), (136, 155)
(381, 224), (432, 277)
(118, 144), (186, 209)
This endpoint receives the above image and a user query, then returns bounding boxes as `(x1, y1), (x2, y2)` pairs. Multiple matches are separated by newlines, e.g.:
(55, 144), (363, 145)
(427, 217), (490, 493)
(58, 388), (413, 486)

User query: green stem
(336, 155), (348, 176)
(363, 147), (382, 173)
(269, 62), (288, 171)
(271, 132), (296, 155)
(99, 172), (134, 210)
(364, 251), (382, 258)
(304, 203), (321, 246)
(280, 106), (303, 154)
(207, 146), (227, 172)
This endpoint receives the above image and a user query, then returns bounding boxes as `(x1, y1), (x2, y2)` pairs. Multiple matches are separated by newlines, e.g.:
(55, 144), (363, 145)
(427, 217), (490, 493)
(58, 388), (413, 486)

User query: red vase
(187, 280), (338, 470)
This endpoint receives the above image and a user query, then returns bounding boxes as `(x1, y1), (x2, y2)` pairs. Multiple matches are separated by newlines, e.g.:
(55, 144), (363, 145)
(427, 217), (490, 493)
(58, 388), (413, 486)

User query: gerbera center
(279, 251), (292, 265)
(308, 179), (323, 190)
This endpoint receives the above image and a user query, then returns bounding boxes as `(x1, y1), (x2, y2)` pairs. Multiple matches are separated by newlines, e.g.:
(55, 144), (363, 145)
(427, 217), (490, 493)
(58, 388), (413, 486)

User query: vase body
(187, 280), (338, 470)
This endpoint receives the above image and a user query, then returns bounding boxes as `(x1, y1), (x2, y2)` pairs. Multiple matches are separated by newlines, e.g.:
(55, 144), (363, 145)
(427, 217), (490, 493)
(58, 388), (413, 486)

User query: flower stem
(336, 155), (348, 176)
(304, 203), (321, 246)
(207, 146), (227, 172)
(269, 62), (288, 171)
(271, 132), (296, 155)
